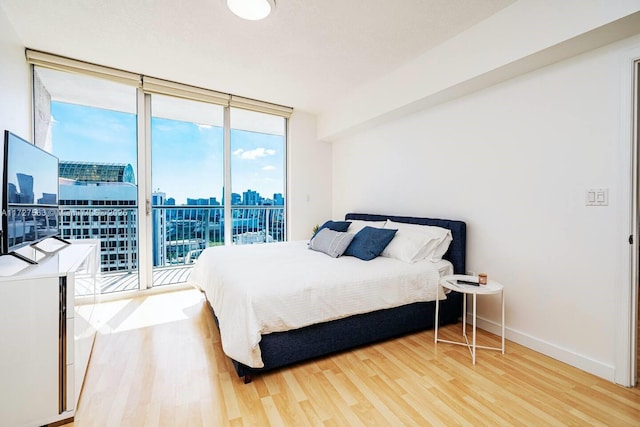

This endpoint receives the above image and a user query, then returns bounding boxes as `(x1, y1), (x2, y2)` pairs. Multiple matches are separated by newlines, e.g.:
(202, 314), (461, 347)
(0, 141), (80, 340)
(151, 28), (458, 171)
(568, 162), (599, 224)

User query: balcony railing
(58, 205), (285, 293)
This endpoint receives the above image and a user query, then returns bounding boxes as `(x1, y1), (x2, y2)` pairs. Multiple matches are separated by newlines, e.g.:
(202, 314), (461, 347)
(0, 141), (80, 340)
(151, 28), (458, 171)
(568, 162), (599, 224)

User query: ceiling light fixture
(227, 0), (275, 21)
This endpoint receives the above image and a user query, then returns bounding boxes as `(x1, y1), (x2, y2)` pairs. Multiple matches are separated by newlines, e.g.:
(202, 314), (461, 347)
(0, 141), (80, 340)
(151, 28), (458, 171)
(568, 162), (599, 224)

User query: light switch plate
(585, 188), (608, 206)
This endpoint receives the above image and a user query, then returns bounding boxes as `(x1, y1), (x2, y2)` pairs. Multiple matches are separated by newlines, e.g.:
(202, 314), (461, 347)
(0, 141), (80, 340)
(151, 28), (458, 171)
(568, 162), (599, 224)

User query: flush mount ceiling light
(227, 0), (275, 21)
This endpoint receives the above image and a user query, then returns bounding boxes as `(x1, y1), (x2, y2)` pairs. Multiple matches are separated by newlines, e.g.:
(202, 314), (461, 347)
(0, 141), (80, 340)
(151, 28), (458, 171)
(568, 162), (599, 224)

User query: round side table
(435, 274), (505, 364)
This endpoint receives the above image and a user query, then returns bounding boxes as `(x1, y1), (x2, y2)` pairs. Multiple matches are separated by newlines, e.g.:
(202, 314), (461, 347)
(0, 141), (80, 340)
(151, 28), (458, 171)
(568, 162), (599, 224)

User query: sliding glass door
(150, 95), (224, 286)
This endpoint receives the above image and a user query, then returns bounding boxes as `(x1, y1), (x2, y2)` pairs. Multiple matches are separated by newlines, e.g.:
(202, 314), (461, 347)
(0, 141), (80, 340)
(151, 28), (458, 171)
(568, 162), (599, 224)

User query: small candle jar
(478, 273), (488, 285)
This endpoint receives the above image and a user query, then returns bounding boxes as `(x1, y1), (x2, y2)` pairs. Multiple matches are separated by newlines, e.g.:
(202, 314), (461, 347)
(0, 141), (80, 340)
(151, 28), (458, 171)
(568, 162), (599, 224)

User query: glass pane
(230, 108), (286, 244)
(33, 66), (139, 294)
(151, 95), (224, 284)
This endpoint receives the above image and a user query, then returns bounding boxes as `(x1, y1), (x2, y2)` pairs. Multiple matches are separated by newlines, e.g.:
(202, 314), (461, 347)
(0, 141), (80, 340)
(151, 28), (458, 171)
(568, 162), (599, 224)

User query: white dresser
(0, 239), (99, 427)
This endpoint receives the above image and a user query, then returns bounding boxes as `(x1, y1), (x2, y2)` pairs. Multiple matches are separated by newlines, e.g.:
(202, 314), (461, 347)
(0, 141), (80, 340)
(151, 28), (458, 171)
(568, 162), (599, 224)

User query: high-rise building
(16, 173), (34, 203)
(38, 193), (57, 205)
(59, 161), (136, 184)
(6, 183), (17, 204)
(187, 198), (210, 206)
(58, 161), (137, 272)
(152, 192), (166, 267)
(243, 189), (260, 205)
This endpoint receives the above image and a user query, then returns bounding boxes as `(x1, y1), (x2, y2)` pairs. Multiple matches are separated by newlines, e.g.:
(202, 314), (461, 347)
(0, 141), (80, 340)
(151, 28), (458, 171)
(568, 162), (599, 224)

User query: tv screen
(2, 131), (60, 254)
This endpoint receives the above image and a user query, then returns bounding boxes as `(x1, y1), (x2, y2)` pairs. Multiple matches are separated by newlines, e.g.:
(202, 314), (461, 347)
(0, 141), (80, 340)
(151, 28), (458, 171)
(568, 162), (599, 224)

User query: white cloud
(196, 124), (212, 130)
(233, 147), (276, 160)
(262, 165), (275, 171)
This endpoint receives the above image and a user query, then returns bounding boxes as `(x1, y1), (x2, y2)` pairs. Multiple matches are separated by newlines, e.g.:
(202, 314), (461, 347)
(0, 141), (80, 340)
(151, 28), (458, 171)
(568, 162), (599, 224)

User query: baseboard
(472, 315), (616, 382)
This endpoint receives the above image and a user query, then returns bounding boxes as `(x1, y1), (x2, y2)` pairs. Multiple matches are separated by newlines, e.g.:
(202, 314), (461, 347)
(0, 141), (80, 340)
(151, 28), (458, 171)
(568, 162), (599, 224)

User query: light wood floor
(65, 289), (640, 427)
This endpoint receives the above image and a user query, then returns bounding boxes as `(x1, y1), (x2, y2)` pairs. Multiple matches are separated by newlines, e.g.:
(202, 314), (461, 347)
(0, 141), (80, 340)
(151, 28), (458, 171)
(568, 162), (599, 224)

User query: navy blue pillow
(312, 220), (352, 239)
(320, 220), (351, 232)
(344, 226), (397, 261)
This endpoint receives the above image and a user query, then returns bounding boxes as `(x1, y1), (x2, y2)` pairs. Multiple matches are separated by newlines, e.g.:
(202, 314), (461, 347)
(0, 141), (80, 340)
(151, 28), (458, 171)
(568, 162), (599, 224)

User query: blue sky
(51, 102), (284, 204)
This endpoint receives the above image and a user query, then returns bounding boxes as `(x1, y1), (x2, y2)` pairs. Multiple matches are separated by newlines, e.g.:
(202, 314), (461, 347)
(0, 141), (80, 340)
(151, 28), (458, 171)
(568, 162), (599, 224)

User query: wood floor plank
(291, 366), (338, 423)
(592, 382), (640, 409)
(341, 369), (407, 426)
(261, 395), (286, 426)
(368, 373), (429, 426)
(322, 368), (359, 407)
(400, 392), (451, 427)
(313, 369), (361, 425)
(315, 372), (367, 427)
(64, 289), (640, 427)
(297, 399), (324, 426)
(271, 389), (312, 427)
(280, 369), (306, 403)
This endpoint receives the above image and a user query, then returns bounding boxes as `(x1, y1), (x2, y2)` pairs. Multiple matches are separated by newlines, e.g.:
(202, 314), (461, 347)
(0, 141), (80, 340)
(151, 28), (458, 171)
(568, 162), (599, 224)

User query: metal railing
(58, 205), (285, 292)
(58, 205), (138, 274)
(154, 205), (285, 265)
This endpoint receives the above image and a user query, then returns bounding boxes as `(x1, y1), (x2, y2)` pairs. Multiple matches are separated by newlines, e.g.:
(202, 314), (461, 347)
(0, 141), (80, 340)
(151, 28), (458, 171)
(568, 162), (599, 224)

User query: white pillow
(381, 220), (452, 263)
(347, 219), (386, 235)
(427, 227), (453, 261)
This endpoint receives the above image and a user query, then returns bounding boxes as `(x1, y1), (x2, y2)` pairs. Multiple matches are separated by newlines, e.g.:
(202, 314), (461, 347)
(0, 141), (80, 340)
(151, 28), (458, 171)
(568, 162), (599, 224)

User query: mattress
(190, 240), (453, 368)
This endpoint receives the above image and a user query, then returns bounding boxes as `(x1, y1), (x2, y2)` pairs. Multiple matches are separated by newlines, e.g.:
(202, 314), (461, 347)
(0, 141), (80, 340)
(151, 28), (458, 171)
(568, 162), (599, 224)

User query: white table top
(441, 274), (503, 295)
(0, 239), (98, 280)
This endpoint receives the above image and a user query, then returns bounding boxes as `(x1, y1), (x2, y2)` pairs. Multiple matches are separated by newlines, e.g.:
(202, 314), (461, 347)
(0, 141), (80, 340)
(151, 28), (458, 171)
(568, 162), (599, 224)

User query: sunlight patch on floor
(94, 288), (205, 334)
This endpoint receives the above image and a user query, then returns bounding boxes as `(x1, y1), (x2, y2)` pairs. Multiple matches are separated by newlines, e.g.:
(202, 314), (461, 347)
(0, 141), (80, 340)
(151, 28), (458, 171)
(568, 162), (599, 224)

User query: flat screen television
(1, 130), (61, 256)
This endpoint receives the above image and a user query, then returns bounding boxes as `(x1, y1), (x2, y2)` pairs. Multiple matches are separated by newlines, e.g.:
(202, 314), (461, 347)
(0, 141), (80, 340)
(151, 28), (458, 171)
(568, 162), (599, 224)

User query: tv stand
(50, 235), (71, 244)
(0, 236), (72, 268)
(32, 235), (72, 256)
(0, 239), (99, 426)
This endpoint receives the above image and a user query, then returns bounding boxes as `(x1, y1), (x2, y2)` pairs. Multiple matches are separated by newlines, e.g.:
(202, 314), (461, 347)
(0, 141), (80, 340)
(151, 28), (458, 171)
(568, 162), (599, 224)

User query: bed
(190, 213), (466, 383)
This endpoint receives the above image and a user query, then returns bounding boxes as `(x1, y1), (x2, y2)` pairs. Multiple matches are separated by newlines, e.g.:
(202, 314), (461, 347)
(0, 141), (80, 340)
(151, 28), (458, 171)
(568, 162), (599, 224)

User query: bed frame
(219, 213), (466, 383)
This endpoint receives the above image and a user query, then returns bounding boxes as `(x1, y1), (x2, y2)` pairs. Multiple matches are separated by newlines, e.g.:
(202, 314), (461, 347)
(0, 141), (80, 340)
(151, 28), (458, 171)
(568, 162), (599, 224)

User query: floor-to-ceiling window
(150, 94), (224, 286)
(230, 108), (286, 244)
(29, 51), (291, 292)
(33, 65), (141, 294)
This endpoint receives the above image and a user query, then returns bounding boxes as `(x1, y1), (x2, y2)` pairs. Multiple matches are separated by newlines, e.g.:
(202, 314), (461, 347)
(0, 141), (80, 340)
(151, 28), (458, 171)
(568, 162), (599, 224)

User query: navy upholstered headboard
(345, 213), (466, 275)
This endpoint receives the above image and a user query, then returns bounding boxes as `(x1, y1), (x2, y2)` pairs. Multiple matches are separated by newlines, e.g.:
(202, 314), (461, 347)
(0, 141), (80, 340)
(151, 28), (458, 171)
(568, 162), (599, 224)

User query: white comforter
(189, 240), (450, 368)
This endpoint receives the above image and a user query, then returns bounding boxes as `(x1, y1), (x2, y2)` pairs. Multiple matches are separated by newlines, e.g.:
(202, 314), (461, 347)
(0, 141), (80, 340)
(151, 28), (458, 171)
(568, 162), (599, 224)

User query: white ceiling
(1, 0), (514, 115)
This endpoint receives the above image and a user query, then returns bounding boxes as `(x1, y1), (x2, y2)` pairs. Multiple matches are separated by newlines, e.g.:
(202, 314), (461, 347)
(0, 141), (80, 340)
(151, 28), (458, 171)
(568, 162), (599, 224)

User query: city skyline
(51, 101), (285, 205)
(58, 159), (285, 207)
(157, 187), (285, 206)
(55, 160), (286, 272)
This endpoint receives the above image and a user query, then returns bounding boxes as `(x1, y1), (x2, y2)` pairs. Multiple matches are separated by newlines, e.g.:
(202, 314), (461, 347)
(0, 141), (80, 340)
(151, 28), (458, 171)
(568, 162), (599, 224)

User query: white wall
(331, 34), (640, 381)
(319, 0), (640, 140)
(288, 111), (332, 240)
(0, 6), (30, 138)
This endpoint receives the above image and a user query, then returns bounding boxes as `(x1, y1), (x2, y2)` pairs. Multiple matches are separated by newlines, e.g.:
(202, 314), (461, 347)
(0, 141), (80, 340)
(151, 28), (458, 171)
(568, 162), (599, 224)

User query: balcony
(59, 205), (285, 293)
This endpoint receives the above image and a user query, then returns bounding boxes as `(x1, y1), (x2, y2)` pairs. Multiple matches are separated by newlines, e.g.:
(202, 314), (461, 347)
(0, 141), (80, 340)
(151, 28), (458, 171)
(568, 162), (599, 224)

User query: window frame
(28, 50), (291, 291)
